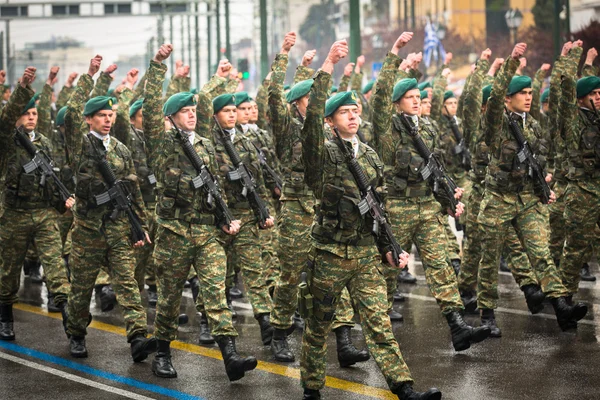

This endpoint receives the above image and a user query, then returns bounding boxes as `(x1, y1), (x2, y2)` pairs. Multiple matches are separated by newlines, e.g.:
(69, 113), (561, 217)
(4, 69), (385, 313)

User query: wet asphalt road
(1, 254), (599, 400)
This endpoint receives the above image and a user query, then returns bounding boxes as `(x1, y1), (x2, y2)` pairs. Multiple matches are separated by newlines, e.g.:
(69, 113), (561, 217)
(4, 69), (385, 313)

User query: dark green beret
(129, 98), (144, 118)
(191, 88), (198, 94)
(418, 81), (432, 90)
(362, 80), (375, 94)
(22, 97), (36, 114)
(83, 96), (114, 116)
(286, 79), (313, 103)
(235, 91), (252, 107)
(111, 96), (118, 105)
(213, 93), (236, 113)
(507, 75), (532, 96)
(482, 85), (492, 105)
(1, 85), (9, 92)
(32, 92), (41, 102)
(444, 90), (456, 102)
(55, 106), (67, 126)
(420, 90), (428, 100)
(283, 84), (291, 91)
(324, 90), (358, 117)
(392, 78), (419, 103)
(540, 88), (550, 104)
(331, 85), (338, 94)
(163, 92), (197, 116)
(576, 76), (600, 99)
(107, 88), (115, 97)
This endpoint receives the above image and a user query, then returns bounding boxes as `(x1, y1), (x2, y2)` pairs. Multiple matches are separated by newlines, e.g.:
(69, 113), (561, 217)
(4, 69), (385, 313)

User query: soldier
(0, 66), (72, 341)
(64, 55), (157, 361)
(476, 42), (587, 333)
(300, 37), (441, 400)
(0, 70), (10, 111)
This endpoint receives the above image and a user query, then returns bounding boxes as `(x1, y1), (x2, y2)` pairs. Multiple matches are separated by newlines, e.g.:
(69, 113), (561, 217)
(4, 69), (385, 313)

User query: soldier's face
(327, 105), (359, 136)
(216, 106), (237, 129)
(364, 90), (372, 101)
(505, 88), (533, 113)
(296, 95), (309, 117)
(236, 102), (252, 125)
(2, 89), (11, 102)
(250, 102), (258, 123)
(86, 110), (114, 135)
(542, 103), (549, 113)
(18, 108), (38, 132)
(130, 110), (143, 131)
(172, 106), (197, 131)
(443, 98), (458, 116)
(396, 89), (421, 116)
(420, 98), (431, 117)
(579, 89), (600, 110)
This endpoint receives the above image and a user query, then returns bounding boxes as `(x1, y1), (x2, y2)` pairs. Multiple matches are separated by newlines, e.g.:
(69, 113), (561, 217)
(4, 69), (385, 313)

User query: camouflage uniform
(301, 67), (412, 392)
(64, 74), (150, 341)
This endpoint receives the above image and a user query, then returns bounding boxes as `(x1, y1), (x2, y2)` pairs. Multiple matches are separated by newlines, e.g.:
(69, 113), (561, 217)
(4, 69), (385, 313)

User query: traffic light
(238, 58), (249, 80)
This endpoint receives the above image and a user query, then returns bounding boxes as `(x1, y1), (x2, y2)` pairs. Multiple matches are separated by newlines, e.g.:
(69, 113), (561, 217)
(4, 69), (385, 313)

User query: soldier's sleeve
(0, 84), (34, 143)
(37, 83), (54, 137)
(350, 71), (363, 91)
(431, 70), (447, 124)
(339, 74), (350, 92)
(126, 152), (149, 230)
(294, 65), (314, 84)
(165, 74), (179, 99)
(371, 52), (401, 163)
(457, 72), (473, 120)
(200, 74), (227, 100)
(408, 68), (422, 81)
(255, 77), (270, 130)
(179, 76), (191, 93)
(113, 88), (133, 147)
(559, 47), (583, 151)
(143, 60), (169, 167)
(485, 57), (519, 146)
(268, 54), (293, 160)
(548, 56), (565, 138)
(131, 72), (147, 103)
(223, 78), (239, 94)
(65, 74), (93, 168)
(301, 69), (330, 197)
(56, 85), (74, 109)
(530, 67), (546, 121)
(463, 59), (489, 147)
(90, 71), (112, 98)
(195, 91), (214, 139)
(394, 69), (410, 83)
(581, 64), (599, 77)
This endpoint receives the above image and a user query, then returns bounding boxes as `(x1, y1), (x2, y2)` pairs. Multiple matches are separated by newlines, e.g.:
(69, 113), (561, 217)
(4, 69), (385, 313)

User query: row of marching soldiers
(0, 29), (597, 400)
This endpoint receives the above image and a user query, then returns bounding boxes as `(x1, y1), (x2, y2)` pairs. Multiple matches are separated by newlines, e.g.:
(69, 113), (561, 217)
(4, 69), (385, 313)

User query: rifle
(444, 105), (472, 172)
(331, 127), (404, 266)
(293, 103), (305, 124)
(505, 108), (551, 205)
(213, 116), (271, 226)
(88, 134), (146, 243)
(14, 126), (73, 202)
(399, 114), (463, 222)
(167, 116), (234, 227)
(251, 142), (283, 191)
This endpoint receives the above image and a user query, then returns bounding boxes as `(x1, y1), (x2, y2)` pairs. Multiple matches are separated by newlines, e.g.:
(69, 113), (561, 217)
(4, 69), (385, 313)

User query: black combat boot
(256, 313), (274, 345)
(391, 382), (442, 400)
(580, 263), (597, 282)
(27, 259), (44, 284)
(271, 328), (295, 362)
(521, 284), (546, 314)
(393, 290), (406, 302)
(130, 334), (158, 362)
(69, 336), (88, 358)
(147, 284), (158, 308)
(451, 259), (461, 276)
(397, 269), (417, 284)
(293, 311), (305, 330)
(178, 313), (189, 325)
(303, 388), (321, 399)
(189, 277), (200, 302)
(96, 284), (117, 312)
(460, 290), (478, 314)
(334, 326), (370, 367)
(480, 309), (502, 337)
(198, 314), (215, 345)
(215, 335), (258, 381)
(47, 293), (61, 313)
(152, 340), (177, 378)
(446, 311), (491, 351)
(388, 309), (404, 322)
(226, 290), (237, 319)
(229, 272), (243, 299)
(499, 256), (510, 272)
(0, 304), (15, 341)
(550, 296), (588, 331)
(60, 306), (92, 338)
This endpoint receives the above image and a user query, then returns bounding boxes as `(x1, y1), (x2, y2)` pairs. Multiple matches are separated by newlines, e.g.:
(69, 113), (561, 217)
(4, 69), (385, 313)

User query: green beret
(286, 79), (313, 103)
(111, 96), (118, 105)
(1, 85), (9, 92)
(418, 81), (432, 90)
(190, 88), (198, 94)
(443, 90), (456, 102)
(507, 75), (532, 96)
(362, 80), (375, 94)
(540, 88), (550, 104)
(129, 98), (144, 118)
(32, 92), (41, 102)
(482, 85), (492, 105)
(213, 93), (236, 113)
(107, 88), (115, 97)
(283, 84), (291, 91)
(331, 85), (338, 94)
(324, 91), (358, 117)
(392, 78), (419, 103)
(420, 90), (428, 100)
(83, 96), (114, 116)
(22, 97), (36, 114)
(55, 106), (67, 126)
(235, 91), (252, 107)
(576, 76), (600, 99)
(163, 92), (197, 116)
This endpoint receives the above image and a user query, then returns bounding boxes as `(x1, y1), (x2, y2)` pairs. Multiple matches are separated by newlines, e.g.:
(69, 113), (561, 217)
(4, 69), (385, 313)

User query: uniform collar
(90, 130), (110, 149)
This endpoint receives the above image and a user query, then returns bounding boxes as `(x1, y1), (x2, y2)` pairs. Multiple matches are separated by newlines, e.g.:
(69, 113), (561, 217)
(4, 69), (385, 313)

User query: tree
(532, 0), (556, 31)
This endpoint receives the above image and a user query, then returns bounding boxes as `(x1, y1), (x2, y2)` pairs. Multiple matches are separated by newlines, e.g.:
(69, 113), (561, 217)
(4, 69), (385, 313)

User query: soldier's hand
(20, 67), (37, 88)
(511, 43), (527, 60)
(561, 41), (572, 57)
(154, 44), (173, 63)
(385, 250), (409, 268)
(281, 32), (296, 54)
(229, 67), (239, 80)
(548, 190), (556, 204)
(489, 57), (504, 76)
(176, 59), (183, 69)
(125, 68), (139, 89)
(133, 232), (152, 248)
(540, 63), (551, 73)
(411, 52), (423, 69)
(516, 57), (527, 74)
(356, 55), (366, 68)
(454, 201), (465, 218)
(222, 220), (241, 235)
(441, 68), (451, 79)
(104, 64), (118, 75)
(47, 66), (60, 86)
(327, 40), (349, 65)
(454, 187), (464, 200)
(572, 39), (583, 48)
(391, 31), (413, 54)
(545, 173), (553, 183)
(481, 48), (492, 61)
(0, 70), (5, 85)
(65, 196), (75, 210)
(274, 187), (281, 198)
(88, 55), (102, 77)
(216, 59), (232, 77)
(260, 216), (275, 229)
(344, 62), (355, 77)
(586, 48), (598, 65)
(66, 72), (78, 87)
(445, 52), (453, 65)
(176, 63), (190, 78)
(302, 49), (317, 67)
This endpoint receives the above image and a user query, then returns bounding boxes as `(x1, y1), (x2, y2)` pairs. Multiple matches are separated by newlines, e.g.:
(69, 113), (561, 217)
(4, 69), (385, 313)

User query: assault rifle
(444, 105), (472, 171)
(251, 142), (283, 191)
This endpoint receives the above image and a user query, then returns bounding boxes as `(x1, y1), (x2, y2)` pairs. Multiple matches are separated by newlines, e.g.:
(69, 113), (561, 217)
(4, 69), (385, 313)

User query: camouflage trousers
(477, 190), (568, 310)
(384, 196), (464, 314)
(153, 221), (236, 341)
(446, 176), (472, 260)
(301, 248), (412, 391)
(67, 219), (147, 341)
(560, 179), (600, 294)
(133, 209), (157, 292)
(0, 207), (70, 305)
(271, 199), (354, 330)
(549, 180), (568, 263)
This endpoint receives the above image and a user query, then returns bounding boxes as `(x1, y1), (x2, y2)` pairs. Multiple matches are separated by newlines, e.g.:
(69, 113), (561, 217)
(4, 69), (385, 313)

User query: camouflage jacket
(548, 52), (571, 181)
(56, 84), (74, 109)
(242, 123), (282, 196)
(356, 118), (374, 147)
(255, 77), (270, 130)
(90, 71), (113, 98)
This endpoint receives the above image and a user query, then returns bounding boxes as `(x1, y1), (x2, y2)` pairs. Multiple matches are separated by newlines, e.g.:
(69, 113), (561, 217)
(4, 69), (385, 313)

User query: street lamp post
(505, 8), (523, 45)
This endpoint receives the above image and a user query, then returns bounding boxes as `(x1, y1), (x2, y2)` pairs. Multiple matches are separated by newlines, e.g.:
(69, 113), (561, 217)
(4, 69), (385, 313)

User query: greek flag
(423, 21), (446, 68)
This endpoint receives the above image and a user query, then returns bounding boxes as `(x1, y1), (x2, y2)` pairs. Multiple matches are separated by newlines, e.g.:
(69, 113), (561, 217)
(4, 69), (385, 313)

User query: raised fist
(586, 48), (598, 65)
(392, 32), (413, 54)
(511, 43), (527, 60)
(125, 68), (139, 89)
(445, 52), (453, 65)
(216, 59), (232, 78)
(154, 44), (173, 63)
(540, 63), (551, 72)
(560, 41), (572, 57)
(20, 67), (37, 88)
(302, 49), (317, 67)
(481, 48), (492, 61)
(343, 62), (355, 77)
(0, 70), (5, 85)
(104, 64), (117, 74)
(88, 55), (102, 77)
(66, 72), (78, 87)
(356, 55), (365, 67)
(326, 40), (348, 65)
(47, 66), (60, 86)
(572, 40), (583, 48)
(281, 32), (296, 54)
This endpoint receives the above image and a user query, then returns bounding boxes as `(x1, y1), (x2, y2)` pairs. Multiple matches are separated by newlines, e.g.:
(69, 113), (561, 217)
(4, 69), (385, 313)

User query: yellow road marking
(14, 303), (396, 399)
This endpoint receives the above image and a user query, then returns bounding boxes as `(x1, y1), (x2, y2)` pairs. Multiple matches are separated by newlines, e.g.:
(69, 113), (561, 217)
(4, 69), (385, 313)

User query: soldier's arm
(395, 69), (410, 83)
(408, 68), (422, 81)
(530, 66), (548, 121)
(485, 56), (519, 146)
(195, 91), (214, 139)
(126, 152), (149, 230)
(339, 74), (350, 92)
(200, 74), (227, 99)
(0, 76), (35, 142)
(255, 76), (270, 129)
(165, 74), (179, 99)
(268, 53), (293, 159)
(65, 73), (94, 166)
(143, 59), (169, 164)
(37, 83), (54, 137)
(90, 71), (113, 98)
(293, 65), (314, 84)
(56, 86), (73, 109)
(431, 69), (448, 124)
(113, 87), (133, 147)
(582, 48), (598, 77)
(457, 72), (473, 120)
(350, 70), (363, 91)
(559, 46), (583, 150)
(463, 59), (489, 147)
(131, 71), (147, 103)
